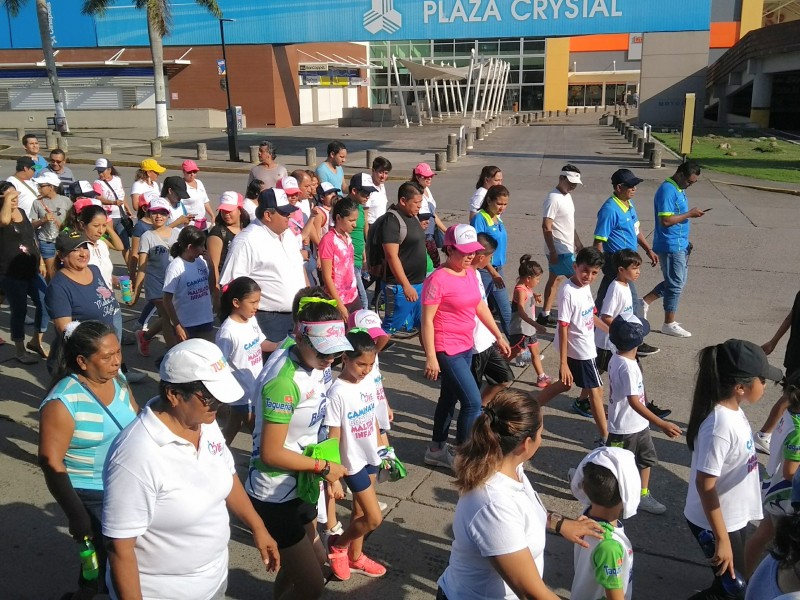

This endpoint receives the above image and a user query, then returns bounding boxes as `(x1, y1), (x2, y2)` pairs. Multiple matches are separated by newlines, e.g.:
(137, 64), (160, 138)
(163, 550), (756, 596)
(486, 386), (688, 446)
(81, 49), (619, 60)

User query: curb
(709, 179), (800, 196)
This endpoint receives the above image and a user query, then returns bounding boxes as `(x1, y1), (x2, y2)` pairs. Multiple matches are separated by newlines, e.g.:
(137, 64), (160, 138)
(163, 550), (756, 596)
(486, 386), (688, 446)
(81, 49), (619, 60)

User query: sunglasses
(193, 390), (221, 410)
(302, 335), (343, 361)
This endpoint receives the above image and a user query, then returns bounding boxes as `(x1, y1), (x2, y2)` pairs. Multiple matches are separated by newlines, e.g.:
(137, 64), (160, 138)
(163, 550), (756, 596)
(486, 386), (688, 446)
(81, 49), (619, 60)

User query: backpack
(366, 208), (407, 278)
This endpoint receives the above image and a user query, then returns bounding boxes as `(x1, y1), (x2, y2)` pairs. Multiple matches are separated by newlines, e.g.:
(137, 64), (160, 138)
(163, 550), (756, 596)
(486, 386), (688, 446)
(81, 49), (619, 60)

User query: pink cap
(73, 197), (102, 214)
(347, 309), (388, 340)
(139, 190), (160, 208)
(147, 197), (172, 213)
(443, 224), (485, 254)
(218, 191), (240, 212)
(278, 176), (300, 195)
(414, 162), (435, 178)
(182, 159), (200, 173)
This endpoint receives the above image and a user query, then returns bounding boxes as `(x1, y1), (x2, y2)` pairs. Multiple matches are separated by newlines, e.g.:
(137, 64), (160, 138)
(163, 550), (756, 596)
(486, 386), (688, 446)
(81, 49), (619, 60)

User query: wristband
(555, 516), (565, 534)
(313, 458), (321, 474)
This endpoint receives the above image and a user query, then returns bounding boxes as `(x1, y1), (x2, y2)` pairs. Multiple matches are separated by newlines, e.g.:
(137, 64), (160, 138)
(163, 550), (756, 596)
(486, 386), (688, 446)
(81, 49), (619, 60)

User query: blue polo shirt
(470, 209), (507, 267)
(653, 178), (690, 253)
(593, 195), (639, 254)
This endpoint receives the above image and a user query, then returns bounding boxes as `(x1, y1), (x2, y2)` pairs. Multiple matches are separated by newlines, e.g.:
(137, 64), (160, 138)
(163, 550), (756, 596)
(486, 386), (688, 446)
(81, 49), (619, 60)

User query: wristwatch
(549, 512), (565, 533)
(319, 460), (331, 478)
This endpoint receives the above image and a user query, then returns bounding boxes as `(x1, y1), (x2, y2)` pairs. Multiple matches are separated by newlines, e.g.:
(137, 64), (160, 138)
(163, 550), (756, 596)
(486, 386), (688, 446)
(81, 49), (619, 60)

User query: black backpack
(366, 208), (407, 278)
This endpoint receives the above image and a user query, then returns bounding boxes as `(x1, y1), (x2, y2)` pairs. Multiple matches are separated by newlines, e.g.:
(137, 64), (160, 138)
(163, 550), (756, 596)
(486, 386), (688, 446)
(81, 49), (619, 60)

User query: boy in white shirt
(606, 315), (682, 514)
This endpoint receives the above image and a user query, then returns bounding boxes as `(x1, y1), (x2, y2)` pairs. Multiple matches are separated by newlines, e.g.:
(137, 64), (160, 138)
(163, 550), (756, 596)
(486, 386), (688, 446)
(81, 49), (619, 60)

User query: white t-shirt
(168, 200), (188, 230)
(420, 188), (436, 218)
(372, 354), (391, 431)
(595, 280), (634, 351)
(216, 316), (266, 407)
(102, 405), (235, 600)
(470, 187), (487, 213)
(87, 239), (114, 289)
(94, 176), (125, 219)
(7, 175), (38, 218)
(131, 179), (161, 202)
(162, 256), (214, 327)
(438, 466), (548, 600)
(298, 198), (312, 219)
(572, 520), (634, 600)
(366, 184), (388, 224)
(473, 272), (496, 353)
(555, 280), (597, 360)
(608, 354), (649, 435)
(542, 188), (576, 255)
(185, 179), (210, 229)
(325, 377), (382, 475)
(684, 404), (763, 531)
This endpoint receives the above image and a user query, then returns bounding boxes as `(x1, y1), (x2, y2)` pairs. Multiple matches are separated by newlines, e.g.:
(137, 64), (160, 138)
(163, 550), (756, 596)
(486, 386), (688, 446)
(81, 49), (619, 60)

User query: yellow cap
(140, 158), (165, 173)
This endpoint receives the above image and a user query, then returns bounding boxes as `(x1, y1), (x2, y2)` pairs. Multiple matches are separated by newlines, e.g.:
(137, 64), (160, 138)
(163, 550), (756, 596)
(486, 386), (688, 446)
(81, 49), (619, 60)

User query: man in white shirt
(7, 156), (39, 218)
(366, 156), (392, 225)
(220, 188), (309, 343)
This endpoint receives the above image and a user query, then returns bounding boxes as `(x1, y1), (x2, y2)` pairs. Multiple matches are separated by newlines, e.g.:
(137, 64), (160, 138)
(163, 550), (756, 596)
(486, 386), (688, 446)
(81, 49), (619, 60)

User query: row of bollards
(609, 115), (662, 169)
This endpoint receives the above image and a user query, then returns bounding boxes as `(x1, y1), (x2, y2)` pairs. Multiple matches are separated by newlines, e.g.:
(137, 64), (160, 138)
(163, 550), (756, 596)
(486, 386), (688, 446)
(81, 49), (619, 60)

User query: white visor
(561, 170), (583, 185)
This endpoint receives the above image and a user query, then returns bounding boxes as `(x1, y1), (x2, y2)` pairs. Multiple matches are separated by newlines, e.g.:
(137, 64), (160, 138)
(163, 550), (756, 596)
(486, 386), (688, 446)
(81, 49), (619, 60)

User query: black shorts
(595, 348), (613, 374)
(608, 428), (658, 469)
(249, 496), (318, 549)
(344, 464), (379, 493)
(471, 345), (514, 387)
(509, 333), (539, 350)
(566, 356), (602, 390)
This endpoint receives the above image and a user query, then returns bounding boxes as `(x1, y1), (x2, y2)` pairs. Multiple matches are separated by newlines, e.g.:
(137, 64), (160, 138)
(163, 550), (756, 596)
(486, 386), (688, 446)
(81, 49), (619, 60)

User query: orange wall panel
(570, 33), (629, 52)
(710, 21), (739, 48)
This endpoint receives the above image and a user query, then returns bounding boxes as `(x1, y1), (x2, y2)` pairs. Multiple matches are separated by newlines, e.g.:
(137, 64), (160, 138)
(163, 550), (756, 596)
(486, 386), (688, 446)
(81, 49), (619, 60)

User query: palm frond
(81, 0), (114, 17)
(82, 0), (222, 36)
(1, 0), (27, 18)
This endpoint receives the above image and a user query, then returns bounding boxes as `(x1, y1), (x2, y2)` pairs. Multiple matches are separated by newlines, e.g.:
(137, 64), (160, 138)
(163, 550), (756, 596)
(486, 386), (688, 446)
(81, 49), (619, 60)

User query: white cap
(278, 176), (300, 194)
(94, 158), (111, 171)
(139, 190), (161, 208)
(218, 191), (240, 211)
(560, 169), (583, 184)
(33, 171), (61, 187)
(147, 197), (172, 213)
(159, 339), (244, 404)
(443, 223), (485, 254)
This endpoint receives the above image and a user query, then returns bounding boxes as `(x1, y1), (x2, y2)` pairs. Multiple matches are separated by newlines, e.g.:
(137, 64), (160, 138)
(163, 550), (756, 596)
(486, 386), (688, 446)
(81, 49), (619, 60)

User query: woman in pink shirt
(422, 224), (510, 470)
(319, 197), (361, 320)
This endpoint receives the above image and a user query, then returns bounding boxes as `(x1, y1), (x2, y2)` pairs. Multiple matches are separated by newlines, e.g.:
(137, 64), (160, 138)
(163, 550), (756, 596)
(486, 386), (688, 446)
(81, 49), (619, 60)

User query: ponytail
(518, 254), (543, 278)
(218, 276), (261, 322)
(170, 225), (205, 259)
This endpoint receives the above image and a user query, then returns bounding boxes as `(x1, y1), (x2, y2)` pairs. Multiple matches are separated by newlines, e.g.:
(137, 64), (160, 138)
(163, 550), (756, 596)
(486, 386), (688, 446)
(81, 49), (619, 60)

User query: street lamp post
(219, 18), (239, 162)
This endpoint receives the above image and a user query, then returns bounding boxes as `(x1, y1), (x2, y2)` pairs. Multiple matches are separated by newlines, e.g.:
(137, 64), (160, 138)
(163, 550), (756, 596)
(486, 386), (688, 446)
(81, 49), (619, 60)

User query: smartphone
(703, 208), (713, 212)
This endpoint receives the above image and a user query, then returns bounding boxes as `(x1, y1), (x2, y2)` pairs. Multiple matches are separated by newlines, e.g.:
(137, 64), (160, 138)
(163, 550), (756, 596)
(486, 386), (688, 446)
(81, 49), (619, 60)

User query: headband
(298, 297), (338, 311)
(64, 320), (82, 341)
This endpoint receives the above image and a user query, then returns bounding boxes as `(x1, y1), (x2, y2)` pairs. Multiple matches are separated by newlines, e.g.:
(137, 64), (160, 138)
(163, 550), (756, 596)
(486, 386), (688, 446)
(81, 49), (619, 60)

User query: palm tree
(83, 0), (222, 139)
(1, 0), (70, 133)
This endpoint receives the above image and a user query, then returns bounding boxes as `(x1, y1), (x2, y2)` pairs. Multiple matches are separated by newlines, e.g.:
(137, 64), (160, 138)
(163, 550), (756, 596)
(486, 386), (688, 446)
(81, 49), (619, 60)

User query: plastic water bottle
(119, 276), (132, 304)
(79, 536), (99, 581)
(697, 530), (747, 595)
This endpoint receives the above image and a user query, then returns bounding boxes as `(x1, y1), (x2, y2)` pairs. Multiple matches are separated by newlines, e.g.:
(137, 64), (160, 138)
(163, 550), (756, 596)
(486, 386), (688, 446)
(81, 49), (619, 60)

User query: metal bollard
(305, 147), (317, 167)
(366, 149), (377, 169)
(150, 139), (161, 157)
(249, 145), (259, 164)
(466, 131), (475, 150)
(57, 136), (68, 151)
(196, 142), (207, 161)
(476, 126), (485, 141)
(45, 130), (57, 150)
(650, 147), (663, 169)
(643, 142), (656, 162)
(435, 151), (446, 172)
(101, 138), (112, 155)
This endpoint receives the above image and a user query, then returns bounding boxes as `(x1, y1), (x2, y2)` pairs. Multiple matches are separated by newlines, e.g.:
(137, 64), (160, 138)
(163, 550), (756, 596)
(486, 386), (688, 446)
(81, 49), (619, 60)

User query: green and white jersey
(571, 520), (633, 600)
(245, 345), (333, 503)
(763, 411), (800, 516)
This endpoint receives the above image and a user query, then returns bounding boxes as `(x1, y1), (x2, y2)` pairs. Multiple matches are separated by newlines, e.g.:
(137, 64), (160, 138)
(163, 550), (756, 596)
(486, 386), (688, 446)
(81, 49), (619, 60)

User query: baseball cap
(139, 190), (160, 209)
(443, 224), (485, 254)
(68, 180), (98, 199)
(348, 309), (388, 340)
(414, 162), (435, 178)
(258, 188), (298, 216)
(141, 158), (166, 173)
(94, 158), (112, 172)
(278, 176), (300, 195)
(159, 339), (244, 404)
(609, 314), (645, 352)
(716, 339), (783, 382)
(298, 320), (354, 355)
(181, 159), (200, 173)
(611, 168), (644, 188)
(16, 156), (36, 171)
(55, 230), (91, 254)
(147, 197), (172, 214)
(33, 171), (61, 187)
(161, 176), (190, 199)
(349, 172), (378, 194)
(560, 168), (583, 185)
(218, 191), (241, 212)
(317, 182), (340, 196)
(73, 197), (102, 214)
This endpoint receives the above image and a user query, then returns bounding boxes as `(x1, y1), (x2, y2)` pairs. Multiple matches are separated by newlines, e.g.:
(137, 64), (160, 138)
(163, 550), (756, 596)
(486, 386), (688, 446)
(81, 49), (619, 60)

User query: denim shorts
(38, 240), (56, 259)
(549, 252), (575, 277)
(344, 464), (379, 493)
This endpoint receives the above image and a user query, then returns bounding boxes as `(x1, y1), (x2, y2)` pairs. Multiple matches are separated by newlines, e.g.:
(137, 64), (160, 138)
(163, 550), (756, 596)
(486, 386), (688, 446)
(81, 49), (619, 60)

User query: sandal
(26, 341), (48, 359)
(15, 352), (39, 364)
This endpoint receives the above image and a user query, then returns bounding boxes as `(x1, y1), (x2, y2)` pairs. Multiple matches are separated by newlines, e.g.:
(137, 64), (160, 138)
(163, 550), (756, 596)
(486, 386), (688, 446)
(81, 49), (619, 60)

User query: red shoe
(536, 374), (552, 388)
(349, 553), (387, 578)
(136, 329), (151, 357)
(327, 536), (350, 581)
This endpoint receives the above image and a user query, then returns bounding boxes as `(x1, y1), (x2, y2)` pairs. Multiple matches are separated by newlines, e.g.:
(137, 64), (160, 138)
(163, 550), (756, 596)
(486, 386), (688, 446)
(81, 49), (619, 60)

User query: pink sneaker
(327, 536), (350, 581)
(349, 553), (387, 578)
(136, 329), (151, 357)
(536, 374), (552, 389)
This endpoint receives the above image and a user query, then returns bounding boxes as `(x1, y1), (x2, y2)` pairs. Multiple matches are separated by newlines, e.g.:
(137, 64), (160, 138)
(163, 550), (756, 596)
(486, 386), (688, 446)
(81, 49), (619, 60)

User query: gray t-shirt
(35, 194), (73, 243)
(248, 163), (288, 188)
(139, 228), (179, 300)
(41, 166), (75, 185)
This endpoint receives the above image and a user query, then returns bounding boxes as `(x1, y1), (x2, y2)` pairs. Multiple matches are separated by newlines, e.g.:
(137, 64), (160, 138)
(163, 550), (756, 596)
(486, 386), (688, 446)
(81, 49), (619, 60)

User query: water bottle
(697, 529), (747, 595)
(119, 276), (132, 304)
(79, 536), (99, 581)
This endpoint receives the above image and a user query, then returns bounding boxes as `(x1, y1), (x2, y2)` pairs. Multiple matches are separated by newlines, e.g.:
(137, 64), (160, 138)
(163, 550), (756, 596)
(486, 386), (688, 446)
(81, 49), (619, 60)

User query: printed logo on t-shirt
(309, 394), (327, 428)
(348, 392), (376, 439)
(265, 395), (295, 414)
(95, 282), (118, 317)
(186, 269), (210, 302)
(746, 437), (758, 473)
(207, 440), (224, 455)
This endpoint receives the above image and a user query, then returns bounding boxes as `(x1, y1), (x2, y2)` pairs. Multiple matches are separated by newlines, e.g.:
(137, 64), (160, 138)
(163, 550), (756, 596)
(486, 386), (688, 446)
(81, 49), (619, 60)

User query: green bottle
(79, 536), (99, 581)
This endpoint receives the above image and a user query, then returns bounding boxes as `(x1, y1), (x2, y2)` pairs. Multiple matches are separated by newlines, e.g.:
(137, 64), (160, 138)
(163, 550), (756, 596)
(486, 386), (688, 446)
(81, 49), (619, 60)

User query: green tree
(82, 0), (222, 139)
(1, 0), (70, 133)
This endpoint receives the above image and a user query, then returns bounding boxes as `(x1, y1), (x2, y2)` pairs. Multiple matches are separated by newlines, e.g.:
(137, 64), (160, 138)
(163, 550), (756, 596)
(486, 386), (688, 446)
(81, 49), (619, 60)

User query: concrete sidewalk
(2, 118), (797, 599)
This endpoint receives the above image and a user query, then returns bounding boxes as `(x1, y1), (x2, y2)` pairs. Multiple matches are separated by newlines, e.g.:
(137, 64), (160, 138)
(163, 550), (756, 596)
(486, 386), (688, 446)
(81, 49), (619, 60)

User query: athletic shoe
(514, 349), (531, 367)
(642, 300), (650, 320)
(319, 521), (344, 550)
(573, 398), (593, 418)
(378, 501), (388, 512)
(125, 370), (147, 384)
(637, 343), (660, 357)
(136, 329), (151, 357)
(535, 374), (552, 389)
(639, 492), (667, 515)
(393, 328), (419, 339)
(661, 322), (692, 338)
(349, 553), (387, 578)
(593, 437), (607, 448)
(646, 402), (672, 419)
(754, 431), (771, 455)
(327, 536), (350, 581)
(424, 444), (455, 470)
(536, 313), (557, 327)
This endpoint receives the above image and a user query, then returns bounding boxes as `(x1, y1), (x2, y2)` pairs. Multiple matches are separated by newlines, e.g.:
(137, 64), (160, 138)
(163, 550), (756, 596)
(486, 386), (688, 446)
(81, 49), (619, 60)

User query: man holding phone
(642, 161), (706, 338)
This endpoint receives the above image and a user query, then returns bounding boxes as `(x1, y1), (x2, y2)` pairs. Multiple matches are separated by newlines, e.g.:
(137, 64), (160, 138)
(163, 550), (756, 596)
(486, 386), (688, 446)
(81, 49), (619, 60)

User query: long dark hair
(0, 181), (14, 209)
(687, 345), (756, 451)
(219, 276), (261, 322)
(170, 225), (206, 259)
(479, 184), (509, 213)
(77, 205), (107, 229)
(48, 321), (118, 393)
(245, 179), (264, 200)
(475, 165), (501, 189)
(454, 389), (542, 493)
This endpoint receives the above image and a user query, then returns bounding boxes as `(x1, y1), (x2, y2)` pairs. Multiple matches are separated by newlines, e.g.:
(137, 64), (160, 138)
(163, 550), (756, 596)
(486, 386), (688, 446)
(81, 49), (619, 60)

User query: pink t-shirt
(423, 267), (482, 355)
(318, 229), (357, 304)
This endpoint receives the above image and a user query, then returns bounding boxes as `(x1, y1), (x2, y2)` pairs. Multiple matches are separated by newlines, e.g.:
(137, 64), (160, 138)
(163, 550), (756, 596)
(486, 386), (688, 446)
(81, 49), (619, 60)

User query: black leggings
(686, 519), (747, 600)
(436, 588), (449, 600)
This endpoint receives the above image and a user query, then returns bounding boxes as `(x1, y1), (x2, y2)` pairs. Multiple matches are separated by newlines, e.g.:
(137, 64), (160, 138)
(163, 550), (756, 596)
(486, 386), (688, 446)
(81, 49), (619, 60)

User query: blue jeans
(382, 282), (422, 334)
(480, 266), (512, 337)
(650, 251), (689, 314)
(432, 350), (484, 445)
(0, 274), (48, 340)
(354, 265), (368, 309)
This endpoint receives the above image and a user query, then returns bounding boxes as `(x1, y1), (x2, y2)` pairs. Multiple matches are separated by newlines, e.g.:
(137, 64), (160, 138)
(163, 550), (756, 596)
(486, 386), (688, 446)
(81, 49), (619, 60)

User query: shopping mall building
(0, 0), (788, 128)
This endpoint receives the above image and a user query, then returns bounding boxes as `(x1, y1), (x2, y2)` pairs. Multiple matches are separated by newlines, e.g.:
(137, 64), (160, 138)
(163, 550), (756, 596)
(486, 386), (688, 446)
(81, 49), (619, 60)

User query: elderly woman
(38, 320), (138, 597)
(207, 191), (249, 289)
(102, 339), (280, 600)
(422, 224), (510, 470)
(0, 181), (49, 363)
(181, 160), (214, 231)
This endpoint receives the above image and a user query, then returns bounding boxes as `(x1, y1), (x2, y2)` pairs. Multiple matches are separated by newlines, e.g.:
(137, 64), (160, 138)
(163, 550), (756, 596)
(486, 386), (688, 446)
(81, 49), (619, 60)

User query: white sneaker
(639, 492), (667, 515)
(754, 431), (771, 455)
(378, 501), (388, 512)
(319, 521), (344, 549)
(642, 300), (649, 320)
(661, 322), (692, 338)
(424, 444), (455, 470)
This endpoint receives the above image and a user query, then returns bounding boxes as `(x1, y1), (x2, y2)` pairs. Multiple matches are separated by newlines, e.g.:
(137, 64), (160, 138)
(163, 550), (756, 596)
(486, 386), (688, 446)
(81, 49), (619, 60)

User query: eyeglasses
(193, 390), (221, 410)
